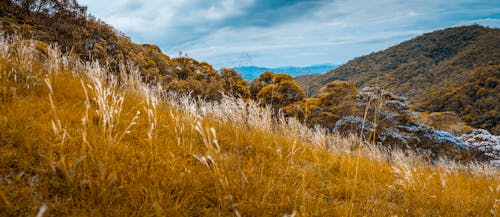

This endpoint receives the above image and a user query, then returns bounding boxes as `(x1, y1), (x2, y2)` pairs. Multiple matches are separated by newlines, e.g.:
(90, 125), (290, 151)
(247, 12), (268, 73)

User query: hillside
(234, 64), (338, 80)
(1, 32), (500, 216)
(419, 65), (499, 133)
(0, 1), (499, 215)
(0, 0), (250, 101)
(296, 25), (499, 134)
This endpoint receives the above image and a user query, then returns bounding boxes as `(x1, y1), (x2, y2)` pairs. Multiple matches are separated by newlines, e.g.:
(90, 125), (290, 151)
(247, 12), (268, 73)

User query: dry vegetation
(296, 25), (499, 134)
(0, 0), (250, 102)
(419, 65), (500, 134)
(1, 35), (500, 217)
(2, 1), (496, 160)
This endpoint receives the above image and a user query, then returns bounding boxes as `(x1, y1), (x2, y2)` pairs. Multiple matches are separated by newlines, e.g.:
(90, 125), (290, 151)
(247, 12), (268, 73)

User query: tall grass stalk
(0, 35), (498, 216)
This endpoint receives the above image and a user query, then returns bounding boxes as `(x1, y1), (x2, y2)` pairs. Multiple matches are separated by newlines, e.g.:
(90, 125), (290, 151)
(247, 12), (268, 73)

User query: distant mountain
(233, 64), (338, 80)
(296, 25), (499, 134)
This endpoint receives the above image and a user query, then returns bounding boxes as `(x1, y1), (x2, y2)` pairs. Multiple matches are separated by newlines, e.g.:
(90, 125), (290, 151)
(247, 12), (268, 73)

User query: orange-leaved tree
(307, 81), (358, 129)
(251, 71), (306, 114)
(220, 68), (250, 99)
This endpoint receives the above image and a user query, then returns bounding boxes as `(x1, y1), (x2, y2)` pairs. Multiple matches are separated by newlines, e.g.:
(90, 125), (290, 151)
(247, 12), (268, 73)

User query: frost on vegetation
(379, 127), (419, 145)
(425, 130), (468, 149)
(385, 99), (408, 110)
(460, 129), (500, 161)
(491, 160), (500, 167)
(335, 87), (500, 164)
(335, 86), (471, 160)
(332, 115), (366, 132)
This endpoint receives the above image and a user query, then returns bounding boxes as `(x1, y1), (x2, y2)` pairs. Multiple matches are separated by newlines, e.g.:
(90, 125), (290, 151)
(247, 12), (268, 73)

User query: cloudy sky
(79, 0), (500, 68)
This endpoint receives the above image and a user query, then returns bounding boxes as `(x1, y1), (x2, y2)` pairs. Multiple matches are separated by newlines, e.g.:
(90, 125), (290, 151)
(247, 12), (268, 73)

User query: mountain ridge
(234, 64), (338, 80)
(296, 25), (499, 134)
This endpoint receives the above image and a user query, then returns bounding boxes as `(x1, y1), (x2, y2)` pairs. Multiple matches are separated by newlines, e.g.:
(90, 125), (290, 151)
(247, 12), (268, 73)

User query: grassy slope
(0, 39), (499, 216)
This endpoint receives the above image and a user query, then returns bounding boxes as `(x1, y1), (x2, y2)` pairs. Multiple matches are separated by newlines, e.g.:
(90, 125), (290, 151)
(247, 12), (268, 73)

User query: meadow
(0, 36), (499, 216)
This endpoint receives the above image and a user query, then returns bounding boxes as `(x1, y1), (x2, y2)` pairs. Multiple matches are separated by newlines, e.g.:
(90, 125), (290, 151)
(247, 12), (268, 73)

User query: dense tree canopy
(419, 65), (499, 134)
(306, 81), (359, 129)
(250, 71), (305, 110)
(220, 68), (250, 98)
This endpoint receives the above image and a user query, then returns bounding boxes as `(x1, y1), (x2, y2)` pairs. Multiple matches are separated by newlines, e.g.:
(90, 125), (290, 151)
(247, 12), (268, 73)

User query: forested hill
(297, 25), (499, 134)
(0, 0), (250, 101)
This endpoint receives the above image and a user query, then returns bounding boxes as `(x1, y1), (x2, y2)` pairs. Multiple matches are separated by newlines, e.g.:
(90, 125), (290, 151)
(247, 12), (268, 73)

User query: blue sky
(79, 0), (500, 68)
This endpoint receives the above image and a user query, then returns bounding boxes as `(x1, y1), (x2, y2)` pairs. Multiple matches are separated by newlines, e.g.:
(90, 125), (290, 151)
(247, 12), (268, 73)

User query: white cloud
(407, 10), (419, 17)
(80, 0), (254, 41)
(80, 0), (500, 68)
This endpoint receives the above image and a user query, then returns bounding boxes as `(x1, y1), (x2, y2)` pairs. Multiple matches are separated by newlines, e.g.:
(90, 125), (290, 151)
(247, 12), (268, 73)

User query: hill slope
(0, 1), (499, 216)
(1, 34), (499, 217)
(297, 25), (499, 134)
(0, 0), (249, 101)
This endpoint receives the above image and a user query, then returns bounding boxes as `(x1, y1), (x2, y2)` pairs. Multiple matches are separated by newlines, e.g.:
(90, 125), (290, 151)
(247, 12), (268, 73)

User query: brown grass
(0, 36), (499, 216)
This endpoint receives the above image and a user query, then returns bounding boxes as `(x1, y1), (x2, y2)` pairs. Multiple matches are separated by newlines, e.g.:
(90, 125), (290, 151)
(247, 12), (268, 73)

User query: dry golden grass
(0, 36), (499, 216)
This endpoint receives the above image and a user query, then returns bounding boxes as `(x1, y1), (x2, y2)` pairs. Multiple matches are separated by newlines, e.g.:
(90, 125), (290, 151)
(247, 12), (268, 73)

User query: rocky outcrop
(333, 87), (478, 161)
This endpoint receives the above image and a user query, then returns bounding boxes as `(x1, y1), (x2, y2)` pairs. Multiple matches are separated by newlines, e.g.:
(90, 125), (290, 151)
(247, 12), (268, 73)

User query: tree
(220, 68), (250, 98)
(277, 80), (305, 105)
(252, 71), (306, 111)
(318, 81), (358, 111)
(256, 84), (280, 105)
(307, 81), (358, 128)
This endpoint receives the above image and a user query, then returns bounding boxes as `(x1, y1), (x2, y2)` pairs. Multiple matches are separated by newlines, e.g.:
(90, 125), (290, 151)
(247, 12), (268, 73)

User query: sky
(79, 0), (500, 68)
